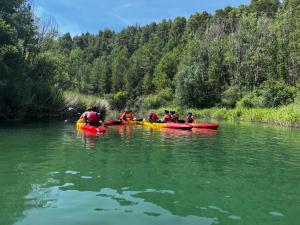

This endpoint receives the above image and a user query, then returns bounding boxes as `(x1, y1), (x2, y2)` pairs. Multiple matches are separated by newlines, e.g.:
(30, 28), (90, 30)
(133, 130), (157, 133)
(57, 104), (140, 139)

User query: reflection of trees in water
(0, 124), (66, 225)
(3, 123), (300, 225)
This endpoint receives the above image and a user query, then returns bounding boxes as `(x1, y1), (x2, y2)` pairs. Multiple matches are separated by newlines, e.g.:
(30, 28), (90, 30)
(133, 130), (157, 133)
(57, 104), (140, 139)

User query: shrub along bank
(154, 102), (300, 127)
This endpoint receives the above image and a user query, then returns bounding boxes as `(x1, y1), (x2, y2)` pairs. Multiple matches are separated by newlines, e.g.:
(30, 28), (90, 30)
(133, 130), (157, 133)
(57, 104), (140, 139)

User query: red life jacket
(173, 114), (179, 122)
(185, 115), (194, 123)
(120, 112), (126, 120)
(163, 114), (172, 123)
(150, 113), (158, 121)
(87, 112), (99, 124)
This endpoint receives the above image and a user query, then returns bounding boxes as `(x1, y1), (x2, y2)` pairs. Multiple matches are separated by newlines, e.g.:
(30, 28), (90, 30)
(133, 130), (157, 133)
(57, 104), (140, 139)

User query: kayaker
(119, 111), (127, 121)
(185, 112), (195, 123)
(126, 111), (132, 120)
(162, 110), (172, 123)
(81, 106), (101, 127)
(148, 112), (159, 122)
(171, 111), (179, 123)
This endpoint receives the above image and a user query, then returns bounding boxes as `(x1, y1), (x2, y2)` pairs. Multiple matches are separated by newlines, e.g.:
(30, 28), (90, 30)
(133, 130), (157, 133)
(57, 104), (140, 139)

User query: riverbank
(154, 103), (300, 128)
(0, 92), (109, 122)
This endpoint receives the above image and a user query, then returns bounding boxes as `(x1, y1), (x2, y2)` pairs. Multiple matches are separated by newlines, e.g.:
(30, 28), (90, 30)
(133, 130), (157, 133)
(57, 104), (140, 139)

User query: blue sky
(34, 0), (251, 35)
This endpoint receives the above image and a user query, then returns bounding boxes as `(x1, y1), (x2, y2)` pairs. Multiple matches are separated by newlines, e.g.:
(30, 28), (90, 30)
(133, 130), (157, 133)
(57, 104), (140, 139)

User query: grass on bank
(63, 91), (109, 116)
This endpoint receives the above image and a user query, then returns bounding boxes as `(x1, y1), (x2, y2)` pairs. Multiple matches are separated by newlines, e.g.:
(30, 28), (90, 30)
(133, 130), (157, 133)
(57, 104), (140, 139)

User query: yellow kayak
(143, 121), (193, 130)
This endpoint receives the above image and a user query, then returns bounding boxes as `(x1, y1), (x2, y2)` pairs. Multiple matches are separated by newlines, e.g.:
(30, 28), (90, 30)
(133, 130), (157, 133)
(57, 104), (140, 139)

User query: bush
(221, 85), (242, 108)
(106, 91), (127, 111)
(236, 91), (264, 108)
(259, 80), (296, 107)
(236, 81), (296, 108)
(142, 88), (173, 109)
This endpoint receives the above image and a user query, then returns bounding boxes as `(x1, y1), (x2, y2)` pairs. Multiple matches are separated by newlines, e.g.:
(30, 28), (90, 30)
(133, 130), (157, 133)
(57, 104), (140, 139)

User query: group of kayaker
(80, 106), (195, 127)
(119, 111), (138, 121)
(147, 110), (195, 123)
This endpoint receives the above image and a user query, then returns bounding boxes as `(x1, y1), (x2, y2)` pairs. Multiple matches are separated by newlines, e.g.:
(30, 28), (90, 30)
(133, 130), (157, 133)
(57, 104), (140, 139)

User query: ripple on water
(65, 170), (80, 175)
(80, 176), (93, 179)
(228, 215), (241, 220)
(269, 211), (284, 217)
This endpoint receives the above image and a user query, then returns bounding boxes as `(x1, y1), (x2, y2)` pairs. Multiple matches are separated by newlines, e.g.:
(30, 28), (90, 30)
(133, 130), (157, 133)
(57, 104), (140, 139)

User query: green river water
(0, 121), (299, 225)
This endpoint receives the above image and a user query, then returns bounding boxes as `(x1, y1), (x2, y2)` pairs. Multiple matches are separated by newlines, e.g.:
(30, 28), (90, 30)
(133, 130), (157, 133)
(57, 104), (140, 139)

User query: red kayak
(104, 120), (127, 126)
(76, 119), (106, 134)
(190, 123), (219, 129)
(81, 124), (106, 133)
(165, 123), (193, 130)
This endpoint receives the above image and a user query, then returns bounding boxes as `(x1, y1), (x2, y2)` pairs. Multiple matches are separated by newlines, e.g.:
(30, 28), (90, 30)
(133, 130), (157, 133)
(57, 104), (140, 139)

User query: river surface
(0, 121), (299, 225)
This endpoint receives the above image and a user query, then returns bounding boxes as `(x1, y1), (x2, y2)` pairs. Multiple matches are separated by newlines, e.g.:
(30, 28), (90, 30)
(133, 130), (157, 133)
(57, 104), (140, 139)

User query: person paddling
(119, 111), (127, 121)
(185, 112), (195, 123)
(80, 106), (101, 127)
(171, 111), (179, 123)
(148, 112), (159, 122)
(162, 110), (172, 123)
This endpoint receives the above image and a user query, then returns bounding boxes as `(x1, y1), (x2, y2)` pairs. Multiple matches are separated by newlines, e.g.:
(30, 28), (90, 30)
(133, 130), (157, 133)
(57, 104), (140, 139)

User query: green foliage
(111, 47), (128, 92)
(237, 91), (264, 108)
(221, 86), (242, 108)
(1, 0), (300, 122)
(259, 80), (296, 107)
(250, 0), (280, 16)
(106, 91), (127, 110)
(153, 48), (181, 91)
(64, 91), (109, 116)
(26, 84), (64, 114)
(237, 80), (296, 108)
(142, 88), (173, 109)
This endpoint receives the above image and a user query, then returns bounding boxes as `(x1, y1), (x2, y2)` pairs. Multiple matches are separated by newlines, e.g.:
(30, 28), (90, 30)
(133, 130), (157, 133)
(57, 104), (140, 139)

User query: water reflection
(2, 122), (299, 225)
(192, 128), (218, 136)
(76, 127), (108, 150)
(17, 184), (218, 225)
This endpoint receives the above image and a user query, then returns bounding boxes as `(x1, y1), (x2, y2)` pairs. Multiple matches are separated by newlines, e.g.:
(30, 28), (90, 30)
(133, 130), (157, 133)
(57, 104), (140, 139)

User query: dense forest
(0, 0), (299, 120)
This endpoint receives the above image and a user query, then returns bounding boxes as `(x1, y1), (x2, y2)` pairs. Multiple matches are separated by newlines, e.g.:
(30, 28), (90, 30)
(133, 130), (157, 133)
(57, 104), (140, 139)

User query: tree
(111, 47), (129, 93)
(91, 57), (111, 95)
(153, 48), (181, 91)
(167, 17), (187, 50)
(250, 0), (281, 16)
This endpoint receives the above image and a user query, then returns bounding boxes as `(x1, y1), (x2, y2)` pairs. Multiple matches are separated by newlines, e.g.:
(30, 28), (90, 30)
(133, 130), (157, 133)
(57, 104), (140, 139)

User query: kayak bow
(76, 119), (106, 134)
(190, 123), (219, 129)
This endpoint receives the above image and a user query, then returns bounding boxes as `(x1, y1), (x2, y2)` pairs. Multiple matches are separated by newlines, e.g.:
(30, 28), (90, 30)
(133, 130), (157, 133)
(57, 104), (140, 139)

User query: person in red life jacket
(126, 110), (134, 120)
(119, 111), (127, 121)
(148, 112), (159, 122)
(162, 110), (172, 123)
(171, 111), (179, 122)
(185, 112), (195, 123)
(81, 106), (101, 127)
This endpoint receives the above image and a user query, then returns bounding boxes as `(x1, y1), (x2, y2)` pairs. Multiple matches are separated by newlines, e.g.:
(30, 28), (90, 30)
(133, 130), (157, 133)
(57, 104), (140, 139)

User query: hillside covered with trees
(0, 0), (299, 120)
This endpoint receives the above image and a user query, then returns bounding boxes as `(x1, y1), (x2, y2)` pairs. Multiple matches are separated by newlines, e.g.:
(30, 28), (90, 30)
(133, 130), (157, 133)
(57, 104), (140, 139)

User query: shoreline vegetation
(155, 104), (300, 128)
(1, 0), (299, 127)
(56, 92), (300, 128)
(1, 90), (299, 128)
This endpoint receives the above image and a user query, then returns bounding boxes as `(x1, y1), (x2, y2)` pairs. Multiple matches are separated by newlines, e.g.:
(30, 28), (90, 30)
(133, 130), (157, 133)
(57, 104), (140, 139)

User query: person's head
(171, 111), (175, 114)
(92, 106), (97, 111)
(188, 112), (192, 116)
(164, 110), (169, 114)
(86, 106), (92, 111)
